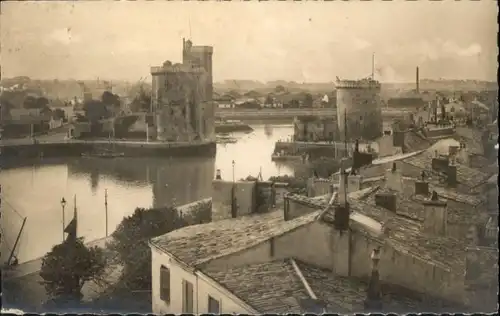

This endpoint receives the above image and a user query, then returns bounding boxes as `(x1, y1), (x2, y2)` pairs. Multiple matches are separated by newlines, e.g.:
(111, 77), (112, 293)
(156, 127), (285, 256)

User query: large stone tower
(182, 38), (213, 101)
(151, 39), (215, 143)
(335, 78), (383, 142)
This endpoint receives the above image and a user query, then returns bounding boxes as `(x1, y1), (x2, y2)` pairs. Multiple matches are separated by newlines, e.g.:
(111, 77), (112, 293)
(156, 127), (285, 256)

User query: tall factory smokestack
(416, 67), (420, 94)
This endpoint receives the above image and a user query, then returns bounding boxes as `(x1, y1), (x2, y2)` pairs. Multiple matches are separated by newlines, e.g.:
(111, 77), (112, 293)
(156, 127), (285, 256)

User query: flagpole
(105, 189), (108, 237)
(74, 194), (77, 240)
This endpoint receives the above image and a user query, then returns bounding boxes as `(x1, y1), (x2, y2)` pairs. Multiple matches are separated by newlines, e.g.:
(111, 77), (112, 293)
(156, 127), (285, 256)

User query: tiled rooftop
(430, 185), (483, 206)
(204, 258), (467, 314)
(385, 208), (465, 270)
(150, 209), (320, 267)
(454, 127), (485, 155)
(371, 150), (424, 166)
(288, 193), (327, 209)
(316, 180), (470, 270)
(296, 260), (464, 313)
(203, 259), (310, 314)
(403, 152), (490, 188)
(332, 151), (425, 176)
(299, 176), (480, 266)
(362, 184), (483, 226)
(403, 130), (433, 153)
(347, 188), (468, 270)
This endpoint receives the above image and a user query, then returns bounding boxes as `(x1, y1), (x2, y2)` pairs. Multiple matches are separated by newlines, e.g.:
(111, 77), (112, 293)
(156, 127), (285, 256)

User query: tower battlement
(335, 78), (381, 90)
(190, 46), (214, 53)
(335, 77), (383, 141)
(150, 65), (206, 75)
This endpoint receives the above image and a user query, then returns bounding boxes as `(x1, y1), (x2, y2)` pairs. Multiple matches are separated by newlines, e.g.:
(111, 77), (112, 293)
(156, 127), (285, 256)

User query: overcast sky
(1, 1), (497, 83)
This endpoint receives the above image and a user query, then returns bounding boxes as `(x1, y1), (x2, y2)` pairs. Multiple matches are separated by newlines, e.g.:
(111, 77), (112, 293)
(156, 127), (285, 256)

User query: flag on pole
(64, 195), (78, 243)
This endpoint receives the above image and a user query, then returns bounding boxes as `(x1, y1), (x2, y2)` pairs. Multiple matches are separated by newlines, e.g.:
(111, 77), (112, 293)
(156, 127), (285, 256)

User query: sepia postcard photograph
(0, 0), (498, 314)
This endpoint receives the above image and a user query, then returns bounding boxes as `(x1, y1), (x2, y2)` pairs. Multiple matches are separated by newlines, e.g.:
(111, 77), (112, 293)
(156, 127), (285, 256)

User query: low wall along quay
(0, 140), (217, 160)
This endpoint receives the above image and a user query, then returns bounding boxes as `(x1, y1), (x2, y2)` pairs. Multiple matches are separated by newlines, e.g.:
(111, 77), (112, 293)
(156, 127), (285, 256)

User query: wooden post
(62, 202), (66, 242)
(105, 189), (108, 237)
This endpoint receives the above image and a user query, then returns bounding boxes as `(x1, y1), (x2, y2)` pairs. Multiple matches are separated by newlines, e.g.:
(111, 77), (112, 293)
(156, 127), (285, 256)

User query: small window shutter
(160, 266), (170, 303)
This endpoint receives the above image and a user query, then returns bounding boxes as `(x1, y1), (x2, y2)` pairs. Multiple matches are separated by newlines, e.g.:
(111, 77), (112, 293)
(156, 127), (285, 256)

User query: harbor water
(0, 124), (296, 264)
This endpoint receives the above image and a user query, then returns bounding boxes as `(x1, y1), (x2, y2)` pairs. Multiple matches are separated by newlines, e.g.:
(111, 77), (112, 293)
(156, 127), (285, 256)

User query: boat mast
(7, 217), (27, 265)
(344, 110), (348, 156)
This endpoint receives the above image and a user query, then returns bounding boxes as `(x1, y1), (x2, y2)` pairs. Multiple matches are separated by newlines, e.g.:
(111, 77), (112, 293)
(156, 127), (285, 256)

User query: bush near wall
(106, 202), (212, 291)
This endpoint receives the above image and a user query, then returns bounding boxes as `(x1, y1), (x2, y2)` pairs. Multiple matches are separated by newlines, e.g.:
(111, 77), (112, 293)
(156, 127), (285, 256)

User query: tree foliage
(268, 175), (307, 194)
(130, 88), (151, 113)
(36, 97), (50, 109)
(84, 100), (110, 122)
(265, 95), (273, 105)
(101, 91), (121, 109)
(39, 238), (106, 301)
(53, 108), (66, 121)
(106, 205), (211, 290)
(275, 85), (286, 93)
(303, 93), (314, 107)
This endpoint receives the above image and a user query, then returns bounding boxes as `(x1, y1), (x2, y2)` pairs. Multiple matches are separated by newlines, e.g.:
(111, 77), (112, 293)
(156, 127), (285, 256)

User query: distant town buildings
(151, 39), (215, 142)
(293, 115), (338, 142)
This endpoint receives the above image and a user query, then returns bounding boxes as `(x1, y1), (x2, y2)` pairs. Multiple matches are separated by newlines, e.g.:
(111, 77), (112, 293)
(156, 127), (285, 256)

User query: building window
(208, 295), (220, 314)
(182, 279), (194, 313)
(160, 265), (170, 303)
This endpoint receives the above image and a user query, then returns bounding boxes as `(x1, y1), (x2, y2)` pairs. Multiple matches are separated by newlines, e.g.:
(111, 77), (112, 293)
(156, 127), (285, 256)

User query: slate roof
(203, 259), (310, 314)
(403, 151), (490, 188)
(296, 260), (464, 313)
(368, 202), (466, 271)
(204, 258), (466, 314)
(335, 151), (425, 176)
(453, 127), (485, 155)
(318, 187), (468, 270)
(361, 184), (483, 226)
(403, 130), (434, 153)
(150, 209), (320, 267)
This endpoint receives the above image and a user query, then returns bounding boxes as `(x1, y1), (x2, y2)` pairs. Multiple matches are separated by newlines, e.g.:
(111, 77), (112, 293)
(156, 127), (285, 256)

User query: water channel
(0, 124), (296, 264)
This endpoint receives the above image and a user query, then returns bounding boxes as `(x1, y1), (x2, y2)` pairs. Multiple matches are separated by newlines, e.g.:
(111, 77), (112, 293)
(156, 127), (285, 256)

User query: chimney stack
(446, 163), (457, 187)
(364, 247), (383, 312)
(431, 156), (449, 173)
(385, 162), (403, 193)
(215, 169), (222, 180)
(338, 158), (349, 206)
(448, 145), (459, 157)
(415, 171), (429, 196)
(374, 192), (397, 212)
(422, 191), (448, 236)
(416, 67), (420, 94)
(334, 158), (351, 231)
(458, 142), (470, 166)
(392, 130), (405, 150)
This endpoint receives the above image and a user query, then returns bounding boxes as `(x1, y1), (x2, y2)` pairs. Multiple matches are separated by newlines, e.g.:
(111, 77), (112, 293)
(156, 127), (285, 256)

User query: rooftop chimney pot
(422, 191), (447, 236)
(375, 192), (397, 212)
(431, 190), (439, 201)
(215, 169), (222, 180)
(446, 165), (457, 187)
(415, 177), (429, 196)
(385, 163), (402, 192)
(449, 145), (459, 157)
(431, 157), (449, 173)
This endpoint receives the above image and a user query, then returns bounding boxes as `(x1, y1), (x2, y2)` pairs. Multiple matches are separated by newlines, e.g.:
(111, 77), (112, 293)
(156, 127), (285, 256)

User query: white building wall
(151, 246), (253, 314)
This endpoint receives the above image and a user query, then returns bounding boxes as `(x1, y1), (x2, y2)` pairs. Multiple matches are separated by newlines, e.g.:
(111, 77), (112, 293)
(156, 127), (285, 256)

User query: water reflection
(0, 125), (296, 264)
